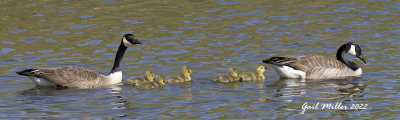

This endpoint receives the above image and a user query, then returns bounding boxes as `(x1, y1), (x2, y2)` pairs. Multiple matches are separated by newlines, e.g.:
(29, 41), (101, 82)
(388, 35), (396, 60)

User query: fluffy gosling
(165, 66), (192, 83)
(238, 66), (266, 81)
(213, 68), (240, 83)
(135, 75), (165, 89)
(126, 71), (154, 86)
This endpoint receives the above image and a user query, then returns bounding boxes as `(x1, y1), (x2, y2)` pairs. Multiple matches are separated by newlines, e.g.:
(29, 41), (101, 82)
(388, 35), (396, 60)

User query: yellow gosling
(213, 68), (240, 83)
(165, 66), (192, 83)
(238, 66), (266, 81)
(126, 71), (154, 86)
(135, 75), (165, 89)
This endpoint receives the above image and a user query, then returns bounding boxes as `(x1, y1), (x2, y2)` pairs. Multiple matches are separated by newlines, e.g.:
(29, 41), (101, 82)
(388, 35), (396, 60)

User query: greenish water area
(1, 0), (399, 119)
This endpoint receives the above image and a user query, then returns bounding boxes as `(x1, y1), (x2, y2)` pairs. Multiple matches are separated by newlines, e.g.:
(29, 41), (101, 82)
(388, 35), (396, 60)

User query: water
(1, 0), (399, 119)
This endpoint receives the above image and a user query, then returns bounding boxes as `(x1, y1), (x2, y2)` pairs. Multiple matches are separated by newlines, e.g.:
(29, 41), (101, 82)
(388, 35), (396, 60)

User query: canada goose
(125, 71), (154, 86)
(165, 66), (191, 83)
(16, 34), (142, 88)
(263, 42), (366, 79)
(213, 68), (240, 83)
(135, 75), (165, 89)
(238, 66), (266, 81)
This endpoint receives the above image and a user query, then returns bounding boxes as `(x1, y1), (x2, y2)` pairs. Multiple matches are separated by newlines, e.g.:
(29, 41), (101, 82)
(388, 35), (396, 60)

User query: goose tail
(263, 57), (289, 66)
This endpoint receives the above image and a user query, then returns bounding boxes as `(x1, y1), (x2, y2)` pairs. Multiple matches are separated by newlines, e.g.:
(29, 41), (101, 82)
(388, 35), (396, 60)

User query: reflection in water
(268, 77), (366, 102)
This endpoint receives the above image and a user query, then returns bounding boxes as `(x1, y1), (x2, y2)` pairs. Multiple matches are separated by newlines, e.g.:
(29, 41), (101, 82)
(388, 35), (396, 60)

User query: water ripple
(32, 13), (44, 17)
(69, 24), (94, 29)
(204, 9), (221, 13)
(37, 50), (54, 53)
(208, 42), (233, 46)
(244, 19), (269, 25)
(159, 42), (181, 46)
(179, 27), (202, 30)
(326, 6), (356, 13)
(9, 29), (26, 33)
(225, 10), (265, 17)
(123, 20), (144, 24)
(59, 9), (76, 13)
(77, 40), (103, 46)
(0, 48), (15, 55)
(80, 15), (94, 18)
(19, 36), (43, 42)
(180, 40), (199, 44)
(120, 31), (134, 34)
(52, 31), (70, 34)
(154, 49), (191, 55)
(2, 41), (15, 44)
(43, 5), (56, 7)
(144, 35), (185, 42)
(218, 1), (242, 5)
(100, 0), (116, 3)
(45, 38), (57, 42)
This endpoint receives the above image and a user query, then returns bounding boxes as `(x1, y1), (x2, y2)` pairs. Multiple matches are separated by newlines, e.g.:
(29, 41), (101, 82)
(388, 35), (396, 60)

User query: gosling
(213, 68), (240, 83)
(126, 71), (154, 86)
(238, 66), (266, 81)
(135, 75), (165, 89)
(165, 66), (192, 83)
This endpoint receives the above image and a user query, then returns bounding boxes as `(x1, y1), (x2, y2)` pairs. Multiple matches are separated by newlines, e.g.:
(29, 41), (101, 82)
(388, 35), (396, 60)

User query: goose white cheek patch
(122, 37), (135, 47)
(348, 45), (356, 56)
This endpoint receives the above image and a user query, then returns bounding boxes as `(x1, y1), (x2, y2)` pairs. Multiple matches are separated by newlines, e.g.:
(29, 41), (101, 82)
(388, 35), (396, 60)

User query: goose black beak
(357, 55), (366, 64)
(132, 39), (142, 45)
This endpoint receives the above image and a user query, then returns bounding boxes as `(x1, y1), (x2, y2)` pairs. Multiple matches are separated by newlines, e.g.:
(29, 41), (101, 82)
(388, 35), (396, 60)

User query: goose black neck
(336, 45), (360, 71)
(109, 41), (127, 74)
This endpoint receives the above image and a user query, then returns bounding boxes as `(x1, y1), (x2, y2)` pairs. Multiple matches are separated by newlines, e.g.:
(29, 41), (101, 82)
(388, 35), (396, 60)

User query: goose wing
(264, 55), (348, 72)
(23, 66), (104, 87)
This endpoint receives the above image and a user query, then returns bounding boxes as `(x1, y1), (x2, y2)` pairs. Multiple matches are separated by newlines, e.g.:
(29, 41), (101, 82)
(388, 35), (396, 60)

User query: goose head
(122, 34), (142, 47)
(342, 42), (366, 64)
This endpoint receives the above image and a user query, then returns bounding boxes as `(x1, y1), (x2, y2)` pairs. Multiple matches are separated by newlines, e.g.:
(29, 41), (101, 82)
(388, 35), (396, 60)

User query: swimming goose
(165, 66), (191, 83)
(135, 75), (165, 89)
(16, 34), (142, 88)
(126, 71), (155, 86)
(213, 68), (240, 83)
(263, 42), (366, 79)
(238, 66), (266, 81)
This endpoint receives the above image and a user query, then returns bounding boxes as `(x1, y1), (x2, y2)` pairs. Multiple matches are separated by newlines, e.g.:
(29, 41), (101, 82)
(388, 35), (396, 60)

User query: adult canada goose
(16, 34), (142, 88)
(238, 66), (266, 81)
(165, 66), (191, 83)
(135, 75), (165, 89)
(263, 42), (366, 79)
(126, 71), (155, 86)
(213, 68), (240, 83)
